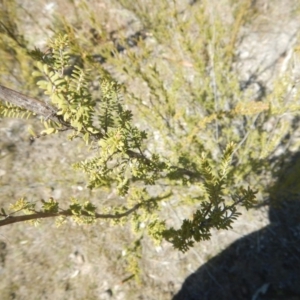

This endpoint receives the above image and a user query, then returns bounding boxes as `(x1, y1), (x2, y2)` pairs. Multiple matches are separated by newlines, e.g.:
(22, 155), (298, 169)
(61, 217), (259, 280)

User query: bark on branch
(0, 194), (172, 227)
(0, 84), (62, 124)
(0, 205), (140, 227)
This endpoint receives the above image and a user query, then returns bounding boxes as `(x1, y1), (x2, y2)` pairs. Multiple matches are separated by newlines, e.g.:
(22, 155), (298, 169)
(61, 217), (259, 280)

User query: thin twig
(0, 205), (139, 227)
(0, 193), (172, 227)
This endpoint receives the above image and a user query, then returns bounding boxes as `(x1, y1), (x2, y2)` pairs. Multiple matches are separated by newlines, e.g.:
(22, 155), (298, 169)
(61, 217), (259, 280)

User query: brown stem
(0, 84), (61, 123)
(0, 205), (140, 227)
(0, 193), (172, 227)
(0, 85), (202, 184)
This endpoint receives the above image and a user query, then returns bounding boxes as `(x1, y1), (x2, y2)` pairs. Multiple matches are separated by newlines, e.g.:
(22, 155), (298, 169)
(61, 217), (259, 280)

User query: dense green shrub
(0, 0), (300, 278)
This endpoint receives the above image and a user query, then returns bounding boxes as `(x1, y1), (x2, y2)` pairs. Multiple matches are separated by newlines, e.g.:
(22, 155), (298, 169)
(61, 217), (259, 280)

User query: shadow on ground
(173, 152), (300, 300)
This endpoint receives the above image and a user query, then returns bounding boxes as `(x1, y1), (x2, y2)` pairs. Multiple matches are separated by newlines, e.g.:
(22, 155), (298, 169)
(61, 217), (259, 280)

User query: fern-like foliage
(2, 1), (300, 291)
(98, 79), (122, 133)
(163, 143), (257, 252)
(1, 34), (258, 254)
(0, 102), (33, 119)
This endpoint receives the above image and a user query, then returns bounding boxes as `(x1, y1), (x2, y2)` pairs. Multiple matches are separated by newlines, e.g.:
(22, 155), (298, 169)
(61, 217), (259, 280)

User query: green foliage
(1, 0), (300, 282)
(31, 34), (98, 140)
(41, 198), (59, 213)
(1, 35), (258, 253)
(163, 143), (257, 252)
(0, 102), (33, 119)
(9, 197), (35, 214)
(122, 238), (143, 283)
(69, 198), (96, 225)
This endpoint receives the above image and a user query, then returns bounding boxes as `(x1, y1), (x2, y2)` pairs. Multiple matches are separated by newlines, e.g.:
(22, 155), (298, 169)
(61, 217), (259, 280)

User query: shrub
(0, 0), (299, 278)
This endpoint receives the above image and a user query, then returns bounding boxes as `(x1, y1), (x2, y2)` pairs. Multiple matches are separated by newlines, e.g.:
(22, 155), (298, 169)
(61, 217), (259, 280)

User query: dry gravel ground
(1, 0), (300, 299)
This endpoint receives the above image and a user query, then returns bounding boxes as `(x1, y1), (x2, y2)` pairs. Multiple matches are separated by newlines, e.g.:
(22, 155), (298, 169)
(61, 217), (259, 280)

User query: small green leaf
(41, 127), (56, 135)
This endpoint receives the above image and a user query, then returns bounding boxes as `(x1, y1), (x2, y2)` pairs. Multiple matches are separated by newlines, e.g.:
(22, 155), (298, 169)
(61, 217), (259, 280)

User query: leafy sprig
(1, 35), (257, 255)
